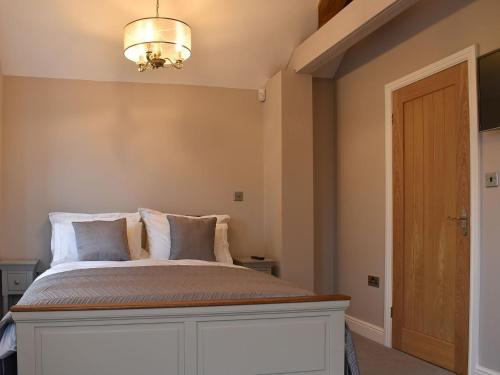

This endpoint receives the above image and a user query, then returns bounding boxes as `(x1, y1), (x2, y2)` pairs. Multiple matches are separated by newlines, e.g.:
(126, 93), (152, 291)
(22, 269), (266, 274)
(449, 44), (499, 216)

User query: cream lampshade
(124, 1), (191, 72)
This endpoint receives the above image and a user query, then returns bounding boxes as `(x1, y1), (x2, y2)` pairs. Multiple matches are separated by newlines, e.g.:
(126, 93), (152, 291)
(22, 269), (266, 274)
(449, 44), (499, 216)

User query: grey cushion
(167, 215), (217, 261)
(72, 219), (131, 261)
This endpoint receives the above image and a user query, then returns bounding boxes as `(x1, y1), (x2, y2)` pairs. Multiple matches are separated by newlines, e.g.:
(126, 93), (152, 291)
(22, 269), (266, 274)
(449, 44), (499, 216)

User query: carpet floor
(353, 333), (454, 375)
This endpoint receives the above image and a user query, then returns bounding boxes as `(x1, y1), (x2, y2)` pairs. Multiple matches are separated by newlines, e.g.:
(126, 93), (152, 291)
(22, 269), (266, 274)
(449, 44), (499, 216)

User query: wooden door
(392, 62), (470, 374)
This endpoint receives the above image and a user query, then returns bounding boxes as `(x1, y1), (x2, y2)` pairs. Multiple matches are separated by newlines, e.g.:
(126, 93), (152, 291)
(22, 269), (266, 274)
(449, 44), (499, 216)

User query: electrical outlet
(233, 191), (244, 202)
(368, 275), (380, 288)
(485, 172), (499, 188)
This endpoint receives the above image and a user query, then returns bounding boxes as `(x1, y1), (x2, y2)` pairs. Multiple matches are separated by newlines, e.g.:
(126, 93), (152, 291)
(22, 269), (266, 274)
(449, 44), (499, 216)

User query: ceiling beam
(289, 0), (419, 77)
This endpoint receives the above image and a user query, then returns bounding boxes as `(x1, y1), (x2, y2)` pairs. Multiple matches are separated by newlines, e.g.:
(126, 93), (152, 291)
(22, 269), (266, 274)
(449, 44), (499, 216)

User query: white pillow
(49, 212), (144, 266)
(214, 223), (232, 264)
(139, 208), (232, 264)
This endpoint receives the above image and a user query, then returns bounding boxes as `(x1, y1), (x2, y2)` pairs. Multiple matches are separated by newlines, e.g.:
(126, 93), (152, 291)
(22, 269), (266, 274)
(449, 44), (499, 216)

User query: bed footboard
(13, 299), (349, 375)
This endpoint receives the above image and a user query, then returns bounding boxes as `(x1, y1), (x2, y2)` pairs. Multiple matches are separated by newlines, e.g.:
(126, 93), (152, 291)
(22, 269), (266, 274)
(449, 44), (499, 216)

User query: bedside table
(0, 260), (39, 315)
(233, 257), (277, 275)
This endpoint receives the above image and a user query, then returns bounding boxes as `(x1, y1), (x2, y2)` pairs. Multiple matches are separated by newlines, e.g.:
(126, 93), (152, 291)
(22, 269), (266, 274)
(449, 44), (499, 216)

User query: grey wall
(478, 131), (500, 369)
(333, 0), (500, 370)
(313, 78), (336, 294)
(0, 63), (3, 228)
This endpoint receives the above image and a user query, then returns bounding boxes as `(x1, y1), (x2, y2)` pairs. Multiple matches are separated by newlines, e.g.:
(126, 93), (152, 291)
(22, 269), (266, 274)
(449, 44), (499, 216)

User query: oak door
(392, 62), (470, 374)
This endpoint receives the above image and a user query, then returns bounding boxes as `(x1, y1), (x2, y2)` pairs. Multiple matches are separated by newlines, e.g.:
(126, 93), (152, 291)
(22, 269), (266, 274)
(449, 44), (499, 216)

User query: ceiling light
(124, 0), (191, 72)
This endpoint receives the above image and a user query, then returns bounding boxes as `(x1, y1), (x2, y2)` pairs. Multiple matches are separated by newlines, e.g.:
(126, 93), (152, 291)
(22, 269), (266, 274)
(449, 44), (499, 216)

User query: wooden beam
(289, 0), (419, 77)
(318, 0), (352, 29)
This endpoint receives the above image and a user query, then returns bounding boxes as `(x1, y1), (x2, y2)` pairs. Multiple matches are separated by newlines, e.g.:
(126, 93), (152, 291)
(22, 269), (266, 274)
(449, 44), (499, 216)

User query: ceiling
(0, 0), (317, 89)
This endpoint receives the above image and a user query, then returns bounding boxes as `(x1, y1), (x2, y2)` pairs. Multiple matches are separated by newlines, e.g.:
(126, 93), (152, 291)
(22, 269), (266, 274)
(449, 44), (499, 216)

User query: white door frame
(384, 45), (480, 375)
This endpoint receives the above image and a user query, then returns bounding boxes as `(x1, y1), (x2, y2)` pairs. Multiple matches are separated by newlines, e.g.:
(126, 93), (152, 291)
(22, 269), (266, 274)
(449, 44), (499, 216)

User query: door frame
(384, 45), (480, 375)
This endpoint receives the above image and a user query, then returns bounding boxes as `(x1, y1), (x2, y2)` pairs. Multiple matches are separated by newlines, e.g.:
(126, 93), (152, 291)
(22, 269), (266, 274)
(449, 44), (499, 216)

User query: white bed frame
(13, 299), (349, 375)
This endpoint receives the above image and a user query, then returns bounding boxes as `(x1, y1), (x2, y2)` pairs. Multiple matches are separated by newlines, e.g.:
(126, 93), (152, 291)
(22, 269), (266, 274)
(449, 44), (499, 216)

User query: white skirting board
(475, 366), (500, 375)
(345, 315), (385, 345)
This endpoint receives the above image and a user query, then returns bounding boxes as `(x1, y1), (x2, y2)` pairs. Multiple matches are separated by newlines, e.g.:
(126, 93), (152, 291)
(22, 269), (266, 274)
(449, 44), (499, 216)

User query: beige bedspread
(15, 265), (313, 308)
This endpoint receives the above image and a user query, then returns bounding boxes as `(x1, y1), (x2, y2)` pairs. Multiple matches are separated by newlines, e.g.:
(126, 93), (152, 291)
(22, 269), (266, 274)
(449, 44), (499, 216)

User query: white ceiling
(0, 0), (317, 89)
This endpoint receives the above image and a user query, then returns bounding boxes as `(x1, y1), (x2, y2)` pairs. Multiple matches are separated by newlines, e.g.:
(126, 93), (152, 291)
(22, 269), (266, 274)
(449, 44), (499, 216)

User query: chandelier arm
(156, 0), (160, 17)
(164, 57), (182, 69)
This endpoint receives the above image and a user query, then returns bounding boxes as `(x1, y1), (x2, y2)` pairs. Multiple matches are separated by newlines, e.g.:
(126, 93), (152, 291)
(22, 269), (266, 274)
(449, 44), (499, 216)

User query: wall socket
(368, 275), (380, 288)
(233, 191), (244, 202)
(485, 172), (499, 188)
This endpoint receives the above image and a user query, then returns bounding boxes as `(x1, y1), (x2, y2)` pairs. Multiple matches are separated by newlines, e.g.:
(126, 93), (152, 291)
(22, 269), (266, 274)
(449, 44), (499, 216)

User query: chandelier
(123, 0), (192, 72)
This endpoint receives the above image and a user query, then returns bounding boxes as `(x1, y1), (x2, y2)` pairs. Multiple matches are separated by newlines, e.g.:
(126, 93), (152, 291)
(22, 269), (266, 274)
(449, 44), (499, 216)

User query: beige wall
(334, 0), (500, 370)
(1, 76), (264, 267)
(313, 78), (335, 294)
(263, 72), (283, 269)
(281, 70), (314, 291)
(2, 72), (317, 291)
(263, 70), (315, 291)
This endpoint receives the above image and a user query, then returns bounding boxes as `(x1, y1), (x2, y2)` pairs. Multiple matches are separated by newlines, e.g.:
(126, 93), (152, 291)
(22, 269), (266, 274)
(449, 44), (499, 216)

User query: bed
(5, 211), (351, 375)
(7, 259), (349, 375)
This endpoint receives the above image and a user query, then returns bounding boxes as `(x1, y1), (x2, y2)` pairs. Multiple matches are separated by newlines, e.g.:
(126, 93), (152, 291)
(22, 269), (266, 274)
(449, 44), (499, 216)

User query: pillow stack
(139, 208), (233, 264)
(49, 212), (144, 267)
(49, 209), (233, 267)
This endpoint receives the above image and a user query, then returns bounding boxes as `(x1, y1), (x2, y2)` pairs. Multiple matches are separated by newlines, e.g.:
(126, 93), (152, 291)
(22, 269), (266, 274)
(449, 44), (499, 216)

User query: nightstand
(0, 260), (39, 316)
(233, 257), (277, 275)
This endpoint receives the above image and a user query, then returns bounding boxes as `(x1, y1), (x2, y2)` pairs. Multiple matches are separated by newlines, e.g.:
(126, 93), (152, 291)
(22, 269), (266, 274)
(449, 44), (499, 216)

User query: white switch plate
(485, 172), (499, 188)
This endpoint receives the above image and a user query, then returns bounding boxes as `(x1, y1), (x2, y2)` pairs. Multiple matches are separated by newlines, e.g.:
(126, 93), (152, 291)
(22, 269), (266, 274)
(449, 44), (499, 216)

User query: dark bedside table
(233, 257), (277, 275)
(0, 260), (39, 316)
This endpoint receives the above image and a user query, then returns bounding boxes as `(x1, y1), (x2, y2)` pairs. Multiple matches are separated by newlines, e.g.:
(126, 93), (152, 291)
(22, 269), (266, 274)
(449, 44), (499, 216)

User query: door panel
(393, 62), (470, 374)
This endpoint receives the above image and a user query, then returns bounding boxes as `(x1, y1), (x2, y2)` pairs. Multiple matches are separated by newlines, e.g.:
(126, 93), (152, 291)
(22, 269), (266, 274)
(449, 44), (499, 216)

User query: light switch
(368, 275), (380, 288)
(233, 191), (244, 202)
(485, 172), (499, 188)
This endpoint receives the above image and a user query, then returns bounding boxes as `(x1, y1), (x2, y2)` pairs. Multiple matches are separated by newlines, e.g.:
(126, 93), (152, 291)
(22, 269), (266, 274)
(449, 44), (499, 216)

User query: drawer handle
(14, 280), (20, 285)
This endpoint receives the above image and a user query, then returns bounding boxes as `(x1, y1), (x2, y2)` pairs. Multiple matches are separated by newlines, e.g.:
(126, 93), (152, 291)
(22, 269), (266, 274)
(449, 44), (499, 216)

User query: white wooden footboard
(13, 300), (349, 375)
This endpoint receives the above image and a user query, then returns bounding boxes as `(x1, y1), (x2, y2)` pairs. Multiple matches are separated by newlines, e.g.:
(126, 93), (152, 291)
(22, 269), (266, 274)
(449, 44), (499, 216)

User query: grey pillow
(72, 219), (131, 261)
(167, 215), (217, 261)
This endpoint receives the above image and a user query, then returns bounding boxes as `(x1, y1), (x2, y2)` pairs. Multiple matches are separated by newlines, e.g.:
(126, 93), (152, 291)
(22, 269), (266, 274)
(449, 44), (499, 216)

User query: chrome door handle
(447, 209), (468, 236)
(447, 216), (467, 222)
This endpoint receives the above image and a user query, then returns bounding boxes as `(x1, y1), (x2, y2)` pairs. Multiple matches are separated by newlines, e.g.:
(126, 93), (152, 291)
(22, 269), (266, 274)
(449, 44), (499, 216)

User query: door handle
(447, 209), (468, 236)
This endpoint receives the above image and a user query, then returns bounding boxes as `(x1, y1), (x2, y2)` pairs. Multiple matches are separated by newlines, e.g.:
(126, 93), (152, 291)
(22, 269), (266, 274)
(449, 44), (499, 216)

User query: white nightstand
(233, 257), (277, 275)
(0, 260), (39, 315)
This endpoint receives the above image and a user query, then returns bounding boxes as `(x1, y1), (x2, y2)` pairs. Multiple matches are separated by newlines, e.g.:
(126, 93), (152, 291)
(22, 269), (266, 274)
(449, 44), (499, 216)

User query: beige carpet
(353, 333), (454, 375)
